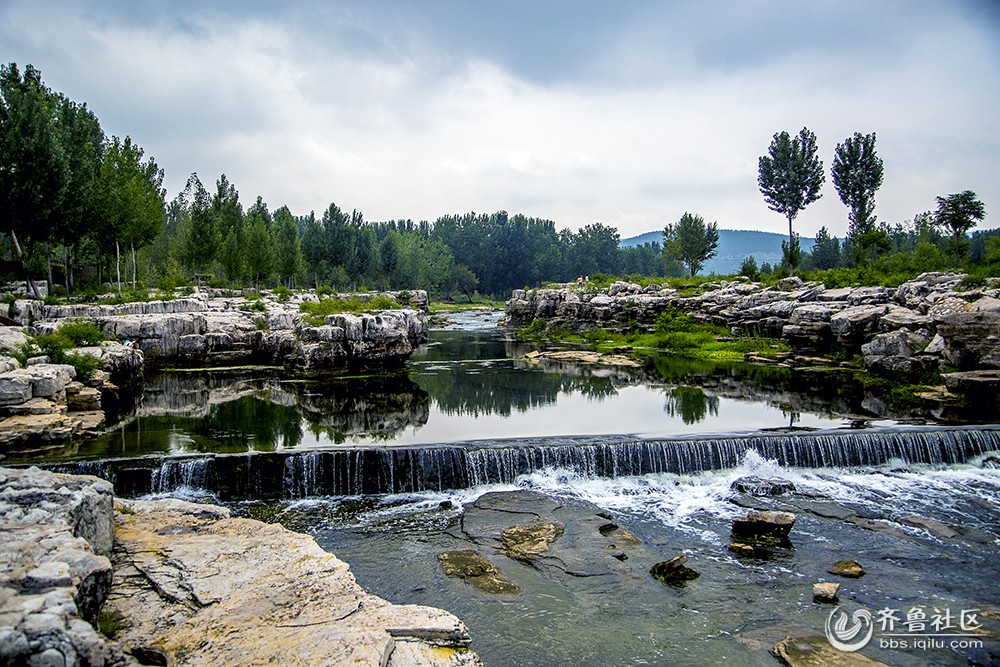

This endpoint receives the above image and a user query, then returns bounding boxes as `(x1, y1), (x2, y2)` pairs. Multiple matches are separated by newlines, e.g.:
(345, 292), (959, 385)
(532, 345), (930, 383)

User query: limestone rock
(731, 510), (796, 546)
(437, 550), (521, 595)
(501, 522), (565, 563)
(109, 498), (480, 666)
(0, 467), (128, 666)
(773, 635), (890, 666)
(811, 582), (840, 603)
(829, 560), (865, 578)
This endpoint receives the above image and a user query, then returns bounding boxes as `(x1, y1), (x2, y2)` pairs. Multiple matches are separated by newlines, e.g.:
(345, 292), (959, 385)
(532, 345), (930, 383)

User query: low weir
(44, 426), (1000, 501)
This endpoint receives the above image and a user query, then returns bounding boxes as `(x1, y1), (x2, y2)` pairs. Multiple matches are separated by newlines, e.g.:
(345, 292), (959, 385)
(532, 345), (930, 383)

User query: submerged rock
(829, 560), (865, 578)
(731, 510), (796, 546)
(773, 636), (890, 666)
(501, 521), (564, 563)
(437, 550), (521, 595)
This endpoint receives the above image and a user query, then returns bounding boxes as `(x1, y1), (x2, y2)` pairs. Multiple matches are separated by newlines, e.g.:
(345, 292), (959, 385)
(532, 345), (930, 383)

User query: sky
(3, 0), (998, 240)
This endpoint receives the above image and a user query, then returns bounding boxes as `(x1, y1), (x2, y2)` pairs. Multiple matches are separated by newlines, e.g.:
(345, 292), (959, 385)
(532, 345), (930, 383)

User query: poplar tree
(758, 127), (825, 276)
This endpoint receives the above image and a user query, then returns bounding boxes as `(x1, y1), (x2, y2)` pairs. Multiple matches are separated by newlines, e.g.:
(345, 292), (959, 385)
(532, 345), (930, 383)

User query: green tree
(52, 95), (104, 295)
(812, 226), (841, 270)
(739, 255), (759, 280)
(181, 174), (216, 277)
(758, 127), (825, 276)
(98, 136), (165, 290)
(244, 216), (274, 288)
(273, 205), (302, 287)
(379, 232), (400, 289)
(832, 132), (884, 263)
(934, 190), (986, 266)
(452, 264), (479, 302)
(661, 212), (719, 277)
(300, 212), (327, 288)
(0, 63), (68, 298)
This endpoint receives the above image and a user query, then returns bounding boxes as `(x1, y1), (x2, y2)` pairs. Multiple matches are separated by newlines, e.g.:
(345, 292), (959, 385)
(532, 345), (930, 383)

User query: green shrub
(299, 295), (402, 326)
(272, 285), (293, 302)
(29, 320), (107, 380)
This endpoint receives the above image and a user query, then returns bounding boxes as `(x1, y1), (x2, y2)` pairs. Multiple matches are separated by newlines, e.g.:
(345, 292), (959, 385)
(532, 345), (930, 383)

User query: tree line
(0, 64), (165, 298)
(3, 64), (993, 301)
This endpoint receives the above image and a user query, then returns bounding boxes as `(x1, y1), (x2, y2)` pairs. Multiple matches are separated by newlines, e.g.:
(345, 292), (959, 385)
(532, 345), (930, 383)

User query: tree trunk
(115, 240), (122, 294)
(787, 214), (795, 277)
(45, 244), (54, 296)
(131, 242), (137, 291)
(10, 231), (42, 299)
(65, 245), (73, 297)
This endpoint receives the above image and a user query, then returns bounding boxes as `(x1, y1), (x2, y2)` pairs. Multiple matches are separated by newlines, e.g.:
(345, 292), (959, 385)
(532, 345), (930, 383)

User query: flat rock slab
(773, 635), (889, 666)
(109, 498), (481, 667)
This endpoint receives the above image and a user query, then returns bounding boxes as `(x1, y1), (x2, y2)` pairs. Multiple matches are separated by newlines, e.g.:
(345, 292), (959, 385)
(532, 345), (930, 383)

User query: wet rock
(773, 635), (890, 666)
(649, 554), (700, 585)
(727, 542), (756, 557)
(731, 510), (796, 546)
(110, 498), (481, 666)
(898, 514), (958, 539)
(501, 522), (564, 563)
(942, 370), (1000, 410)
(597, 522), (643, 546)
(437, 550), (521, 595)
(829, 560), (865, 578)
(731, 476), (796, 497)
(811, 582), (840, 603)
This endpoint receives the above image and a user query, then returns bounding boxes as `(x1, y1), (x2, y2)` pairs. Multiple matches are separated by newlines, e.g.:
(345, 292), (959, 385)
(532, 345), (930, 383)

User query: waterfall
(41, 426), (1000, 501)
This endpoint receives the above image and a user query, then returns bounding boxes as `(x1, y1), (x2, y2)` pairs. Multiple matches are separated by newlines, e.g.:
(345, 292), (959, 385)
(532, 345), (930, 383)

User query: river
(14, 310), (1000, 666)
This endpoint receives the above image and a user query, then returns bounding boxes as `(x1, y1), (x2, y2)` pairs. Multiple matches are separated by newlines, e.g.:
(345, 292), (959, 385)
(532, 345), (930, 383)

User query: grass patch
(518, 308), (788, 362)
(299, 295), (402, 326)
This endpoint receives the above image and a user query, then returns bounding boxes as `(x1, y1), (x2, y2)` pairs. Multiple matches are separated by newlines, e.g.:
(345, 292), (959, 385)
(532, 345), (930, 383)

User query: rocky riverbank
(0, 466), (481, 666)
(10, 288), (429, 371)
(1, 289), (430, 451)
(504, 273), (1000, 397)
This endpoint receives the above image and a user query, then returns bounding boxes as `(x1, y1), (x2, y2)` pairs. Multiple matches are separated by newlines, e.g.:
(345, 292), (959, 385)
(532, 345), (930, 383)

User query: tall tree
(934, 190), (986, 266)
(0, 63), (68, 298)
(300, 212), (328, 287)
(181, 174), (215, 277)
(812, 226), (841, 270)
(661, 212), (719, 277)
(832, 132), (884, 264)
(98, 136), (165, 290)
(273, 205), (301, 287)
(758, 127), (825, 276)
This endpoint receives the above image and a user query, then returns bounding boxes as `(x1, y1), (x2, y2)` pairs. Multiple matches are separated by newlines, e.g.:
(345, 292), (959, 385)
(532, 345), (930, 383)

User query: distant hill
(620, 229), (815, 276)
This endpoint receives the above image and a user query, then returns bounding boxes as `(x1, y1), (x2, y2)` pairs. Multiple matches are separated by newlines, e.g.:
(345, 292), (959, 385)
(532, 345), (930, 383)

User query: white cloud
(2, 0), (997, 240)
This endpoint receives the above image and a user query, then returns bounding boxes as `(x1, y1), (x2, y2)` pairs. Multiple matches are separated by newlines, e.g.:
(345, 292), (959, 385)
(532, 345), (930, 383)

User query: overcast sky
(3, 0), (998, 239)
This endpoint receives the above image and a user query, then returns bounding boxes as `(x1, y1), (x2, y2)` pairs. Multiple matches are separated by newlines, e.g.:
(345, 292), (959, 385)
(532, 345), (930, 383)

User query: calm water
(14, 311), (916, 463)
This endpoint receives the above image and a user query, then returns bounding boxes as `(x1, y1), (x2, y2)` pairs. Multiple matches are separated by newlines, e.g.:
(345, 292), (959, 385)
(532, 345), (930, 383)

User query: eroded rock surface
(109, 497), (480, 667)
(0, 467), (134, 666)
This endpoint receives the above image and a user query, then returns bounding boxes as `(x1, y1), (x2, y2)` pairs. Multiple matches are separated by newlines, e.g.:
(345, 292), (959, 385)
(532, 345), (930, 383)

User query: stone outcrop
(0, 467), (135, 666)
(109, 497), (480, 667)
(504, 273), (1000, 375)
(14, 290), (430, 372)
(0, 467), (480, 666)
(731, 510), (796, 546)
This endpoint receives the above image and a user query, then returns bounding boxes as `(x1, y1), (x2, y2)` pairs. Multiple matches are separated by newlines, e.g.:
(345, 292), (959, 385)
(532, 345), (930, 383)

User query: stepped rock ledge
(0, 289), (429, 449)
(0, 466), (481, 666)
(504, 273), (1000, 376)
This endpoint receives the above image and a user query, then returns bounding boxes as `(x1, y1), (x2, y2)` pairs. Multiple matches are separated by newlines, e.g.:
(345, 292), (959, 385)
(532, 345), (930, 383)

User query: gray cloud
(2, 0), (997, 239)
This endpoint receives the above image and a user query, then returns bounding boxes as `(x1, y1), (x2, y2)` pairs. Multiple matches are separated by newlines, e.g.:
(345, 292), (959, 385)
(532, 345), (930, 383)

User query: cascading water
(46, 426), (1000, 500)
